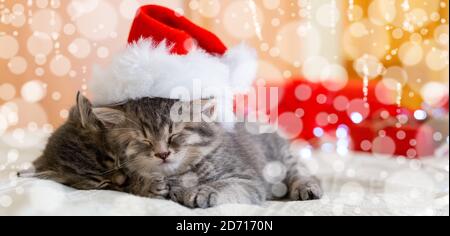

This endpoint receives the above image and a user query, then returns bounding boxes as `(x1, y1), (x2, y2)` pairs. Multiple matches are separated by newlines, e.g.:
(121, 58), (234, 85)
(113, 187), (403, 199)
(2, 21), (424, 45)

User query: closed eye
(140, 139), (154, 146)
(168, 134), (182, 144)
(96, 180), (112, 189)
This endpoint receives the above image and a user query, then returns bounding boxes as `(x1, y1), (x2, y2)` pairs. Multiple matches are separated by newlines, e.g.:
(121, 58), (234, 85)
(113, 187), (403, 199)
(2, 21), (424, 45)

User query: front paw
(148, 174), (169, 198)
(178, 185), (219, 209)
(290, 180), (323, 201)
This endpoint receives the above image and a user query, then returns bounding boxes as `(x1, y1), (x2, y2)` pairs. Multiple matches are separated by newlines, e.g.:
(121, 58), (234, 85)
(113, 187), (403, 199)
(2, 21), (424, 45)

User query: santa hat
(90, 5), (257, 123)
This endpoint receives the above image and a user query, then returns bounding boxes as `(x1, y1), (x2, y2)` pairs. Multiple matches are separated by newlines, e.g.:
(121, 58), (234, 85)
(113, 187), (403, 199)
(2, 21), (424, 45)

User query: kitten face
(26, 93), (128, 191)
(27, 95), (219, 189)
(103, 98), (222, 177)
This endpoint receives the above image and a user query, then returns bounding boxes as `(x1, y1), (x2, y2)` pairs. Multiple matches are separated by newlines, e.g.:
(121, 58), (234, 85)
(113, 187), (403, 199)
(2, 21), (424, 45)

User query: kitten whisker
(17, 171), (48, 179)
(109, 128), (137, 131)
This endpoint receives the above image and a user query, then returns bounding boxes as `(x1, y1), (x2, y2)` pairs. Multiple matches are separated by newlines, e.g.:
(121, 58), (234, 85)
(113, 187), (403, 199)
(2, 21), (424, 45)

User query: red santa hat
(90, 5), (257, 123)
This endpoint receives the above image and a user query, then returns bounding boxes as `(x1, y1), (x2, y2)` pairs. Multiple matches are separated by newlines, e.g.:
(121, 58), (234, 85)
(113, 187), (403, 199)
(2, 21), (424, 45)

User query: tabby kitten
(25, 95), (322, 208)
(18, 93), (127, 190)
(21, 93), (166, 197)
(98, 97), (323, 208)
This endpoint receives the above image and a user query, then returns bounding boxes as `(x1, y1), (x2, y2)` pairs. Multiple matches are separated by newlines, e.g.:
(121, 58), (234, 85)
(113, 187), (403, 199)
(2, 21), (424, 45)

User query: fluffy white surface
(1, 140), (448, 216)
(90, 40), (257, 104)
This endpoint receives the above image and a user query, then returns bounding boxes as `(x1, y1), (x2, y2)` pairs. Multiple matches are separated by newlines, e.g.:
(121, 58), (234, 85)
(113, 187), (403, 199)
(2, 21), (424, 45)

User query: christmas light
(401, 0), (410, 12)
(247, 0), (263, 40)
(313, 127), (325, 137)
(347, 0), (354, 21)
(350, 112), (364, 124)
(414, 110), (428, 121)
(299, 147), (313, 159)
(336, 126), (349, 139)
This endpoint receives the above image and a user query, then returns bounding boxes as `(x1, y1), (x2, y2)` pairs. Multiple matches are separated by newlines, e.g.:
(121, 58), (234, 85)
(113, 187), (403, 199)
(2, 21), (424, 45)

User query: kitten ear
(76, 92), (125, 128)
(200, 99), (216, 119)
(76, 92), (97, 129)
(192, 99), (217, 122)
(92, 107), (126, 127)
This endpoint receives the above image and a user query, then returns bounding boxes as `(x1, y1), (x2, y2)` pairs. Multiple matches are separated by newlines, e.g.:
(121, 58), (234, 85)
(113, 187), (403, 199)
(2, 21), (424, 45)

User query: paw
(290, 180), (323, 201)
(148, 174), (169, 198)
(168, 187), (183, 203)
(183, 185), (219, 209)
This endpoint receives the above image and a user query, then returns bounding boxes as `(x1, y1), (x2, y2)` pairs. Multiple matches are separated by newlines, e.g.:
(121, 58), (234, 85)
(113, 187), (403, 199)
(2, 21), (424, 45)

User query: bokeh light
(223, 0), (264, 39)
(0, 35), (19, 59)
(21, 80), (47, 103)
(276, 21), (321, 65)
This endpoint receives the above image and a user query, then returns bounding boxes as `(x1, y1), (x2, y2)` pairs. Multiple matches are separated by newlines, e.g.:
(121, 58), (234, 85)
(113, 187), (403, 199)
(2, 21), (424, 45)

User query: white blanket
(0, 141), (448, 216)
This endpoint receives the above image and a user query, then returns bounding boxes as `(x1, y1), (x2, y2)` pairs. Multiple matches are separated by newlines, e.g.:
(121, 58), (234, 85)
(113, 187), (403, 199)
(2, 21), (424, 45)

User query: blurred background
(0, 0), (449, 158)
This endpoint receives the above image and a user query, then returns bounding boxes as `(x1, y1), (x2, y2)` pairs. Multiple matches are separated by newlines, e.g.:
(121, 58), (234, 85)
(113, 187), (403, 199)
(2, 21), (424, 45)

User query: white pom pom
(223, 43), (258, 93)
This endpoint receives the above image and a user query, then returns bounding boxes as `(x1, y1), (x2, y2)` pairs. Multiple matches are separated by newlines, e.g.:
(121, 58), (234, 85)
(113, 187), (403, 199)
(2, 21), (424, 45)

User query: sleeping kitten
(25, 95), (322, 207)
(21, 93), (166, 198)
(19, 93), (127, 190)
(97, 97), (323, 208)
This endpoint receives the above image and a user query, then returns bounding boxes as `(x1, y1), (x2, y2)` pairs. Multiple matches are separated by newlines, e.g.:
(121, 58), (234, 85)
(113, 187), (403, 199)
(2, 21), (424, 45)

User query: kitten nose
(155, 152), (171, 160)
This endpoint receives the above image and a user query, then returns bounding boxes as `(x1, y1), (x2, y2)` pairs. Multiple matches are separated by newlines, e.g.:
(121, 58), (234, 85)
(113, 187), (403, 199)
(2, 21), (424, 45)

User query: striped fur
(29, 96), (322, 208)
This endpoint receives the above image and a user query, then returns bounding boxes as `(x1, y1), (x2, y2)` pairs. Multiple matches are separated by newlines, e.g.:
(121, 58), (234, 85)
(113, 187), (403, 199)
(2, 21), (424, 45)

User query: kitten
(99, 97), (323, 208)
(18, 93), (128, 191)
(25, 95), (322, 207)
(21, 93), (166, 198)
